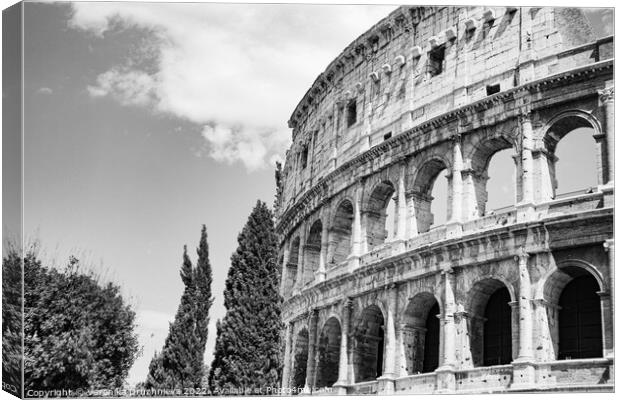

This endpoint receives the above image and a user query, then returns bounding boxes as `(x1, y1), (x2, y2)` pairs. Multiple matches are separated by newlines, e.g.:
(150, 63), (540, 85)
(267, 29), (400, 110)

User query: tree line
(2, 200), (283, 395)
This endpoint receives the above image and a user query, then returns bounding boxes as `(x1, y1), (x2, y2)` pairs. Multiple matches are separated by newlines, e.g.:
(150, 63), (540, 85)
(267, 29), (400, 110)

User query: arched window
(558, 274), (602, 359)
(330, 200), (354, 264)
(543, 114), (601, 200)
(540, 264), (605, 361)
(353, 305), (385, 382)
(554, 127), (598, 197)
(468, 278), (513, 367)
(402, 293), (440, 374)
(315, 317), (342, 388)
(303, 221), (322, 284)
(483, 287), (512, 366)
(429, 169), (449, 228)
(412, 159), (449, 233)
(467, 136), (515, 217)
(485, 148), (515, 213)
(365, 181), (396, 250)
(292, 329), (309, 390)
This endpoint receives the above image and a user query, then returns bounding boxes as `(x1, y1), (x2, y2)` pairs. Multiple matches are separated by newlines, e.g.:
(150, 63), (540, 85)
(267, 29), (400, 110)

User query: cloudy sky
(8, 0), (612, 387)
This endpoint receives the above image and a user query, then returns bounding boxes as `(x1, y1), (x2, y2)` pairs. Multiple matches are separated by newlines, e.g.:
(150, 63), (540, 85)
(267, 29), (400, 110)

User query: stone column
(294, 230), (305, 293)
(305, 310), (319, 392)
(378, 284), (398, 394)
(532, 298), (560, 362)
(405, 190), (421, 237)
(515, 252), (534, 360)
(447, 135), (463, 238)
(281, 322), (294, 389)
(280, 244), (291, 296)
(599, 87), (614, 184)
(604, 239), (615, 319)
(316, 222), (329, 282)
(511, 252), (536, 389)
(397, 164), (408, 240)
(461, 168), (479, 221)
(349, 184), (363, 270)
(517, 113), (536, 222)
(600, 239), (614, 358)
(532, 148), (557, 203)
(598, 291), (614, 358)
(520, 114), (535, 204)
(334, 299), (352, 395)
(436, 269), (456, 392)
(359, 211), (370, 255)
(454, 311), (474, 369)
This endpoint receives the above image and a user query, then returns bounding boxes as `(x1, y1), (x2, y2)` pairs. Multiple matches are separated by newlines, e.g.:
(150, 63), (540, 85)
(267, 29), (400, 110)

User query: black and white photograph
(1, 1), (616, 397)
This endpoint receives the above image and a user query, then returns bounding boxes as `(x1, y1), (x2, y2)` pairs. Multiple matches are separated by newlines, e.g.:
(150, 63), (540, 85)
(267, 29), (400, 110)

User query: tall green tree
(145, 226), (213, 389)
(195, 225), (214, 350)
(208, 200), (283, 394)
(2, 244), (24, 397)
(19, 249), (139, 391)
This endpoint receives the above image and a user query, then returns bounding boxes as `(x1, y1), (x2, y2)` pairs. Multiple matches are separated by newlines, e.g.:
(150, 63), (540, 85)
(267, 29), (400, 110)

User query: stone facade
(275, 6), (614, 394)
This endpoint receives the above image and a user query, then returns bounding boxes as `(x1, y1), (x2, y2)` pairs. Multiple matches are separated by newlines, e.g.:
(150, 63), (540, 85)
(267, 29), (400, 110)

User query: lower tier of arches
(281, 244), (614, 394)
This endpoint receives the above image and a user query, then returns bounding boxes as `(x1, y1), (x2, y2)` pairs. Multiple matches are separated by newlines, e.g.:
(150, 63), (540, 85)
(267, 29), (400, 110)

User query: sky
(3, 0), (613, 387)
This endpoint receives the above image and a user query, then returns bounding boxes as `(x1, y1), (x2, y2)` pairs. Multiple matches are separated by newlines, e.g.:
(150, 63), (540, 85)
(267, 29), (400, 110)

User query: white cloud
(87, 68), (158, 107)
(201, 125), (289, 171)
(69, 2), (397, 170)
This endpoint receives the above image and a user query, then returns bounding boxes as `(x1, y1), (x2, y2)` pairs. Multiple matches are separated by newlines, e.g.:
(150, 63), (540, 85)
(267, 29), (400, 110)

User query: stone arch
(402, 292), (441, 374)
(466, 134), (517, 217)
(315, 317), (342, 388)
(285, 237), (301, 294)
(329, 199), (354, 265)
(541, 110), (605, 197)
(409, 156), (450, 233)
(542, 110), (603, 150)
(535, 260), (605, 361)
(291, 328), (309, 389)
(352, 305), (385, 383)
(535, 259), (606, 302)
(364, 180), (397, 250)
(303, 220), (322, 284)
(466, 278), (515, 367)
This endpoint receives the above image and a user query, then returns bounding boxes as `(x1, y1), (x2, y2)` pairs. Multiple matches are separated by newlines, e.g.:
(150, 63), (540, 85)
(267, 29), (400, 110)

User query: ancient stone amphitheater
(274, 6), (614, 394)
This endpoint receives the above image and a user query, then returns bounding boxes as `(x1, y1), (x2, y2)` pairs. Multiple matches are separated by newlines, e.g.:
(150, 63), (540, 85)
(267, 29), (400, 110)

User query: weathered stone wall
(276, 5), (614, 395)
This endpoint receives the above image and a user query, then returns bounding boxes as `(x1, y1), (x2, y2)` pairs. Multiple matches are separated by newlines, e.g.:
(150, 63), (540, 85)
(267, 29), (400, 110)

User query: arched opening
(483, 287), (512, 366)
(365, 181), (396, 250)
(286, 237), (300, 294)
(485, 149), (515, 213)
(413, 159), (449, 233)
(468, 278), (513, 367)
(292, 329), (309, 390)
(330, 200), (354, 265)
(315, 317), (342, 388)
(544, 114), (601, 199)
(467, 137), (515, 217)
(542, 264), (603, 360)
(353, 305), (385, 382)
(558, 275), (602, 359)
(303, 221), (322, 284)
(402, 293), (440, 374)
(554, 128), (598, 196)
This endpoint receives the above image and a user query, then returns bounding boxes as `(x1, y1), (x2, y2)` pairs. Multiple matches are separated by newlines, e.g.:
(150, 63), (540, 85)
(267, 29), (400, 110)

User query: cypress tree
(208, 200), (283, 394)
(145, 230), (213, 390)
(195, 225), (213, 350)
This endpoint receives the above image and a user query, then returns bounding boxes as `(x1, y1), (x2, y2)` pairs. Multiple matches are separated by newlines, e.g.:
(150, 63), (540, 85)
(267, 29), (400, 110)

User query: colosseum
(274, 5), (614, 394)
